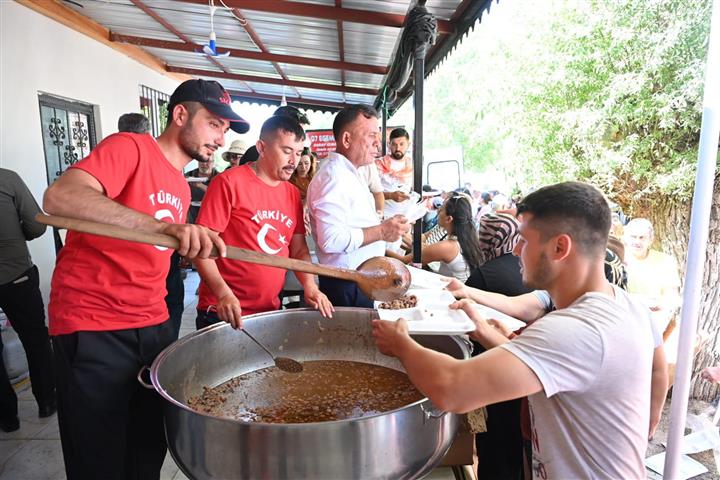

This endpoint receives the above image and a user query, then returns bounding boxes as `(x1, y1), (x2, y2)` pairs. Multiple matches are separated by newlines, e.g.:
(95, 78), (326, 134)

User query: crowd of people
(0, 77), (695, 480)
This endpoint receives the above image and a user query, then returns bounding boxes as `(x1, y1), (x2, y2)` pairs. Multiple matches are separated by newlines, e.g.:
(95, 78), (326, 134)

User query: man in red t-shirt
(42, 79), (249, 480)
(195, 115), (333, 329)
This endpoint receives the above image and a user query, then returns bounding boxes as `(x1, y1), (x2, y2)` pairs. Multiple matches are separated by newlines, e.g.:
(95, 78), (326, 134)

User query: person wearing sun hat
(42, 78), (248, 479)
(222, 139), (248, 168)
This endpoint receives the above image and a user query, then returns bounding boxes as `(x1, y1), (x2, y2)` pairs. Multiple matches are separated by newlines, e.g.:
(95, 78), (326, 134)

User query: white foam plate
(404, 202), (428, 223)
(407, 266), (451, 290)
(375, 288), (475, 335)
(186, 177), (208, 183)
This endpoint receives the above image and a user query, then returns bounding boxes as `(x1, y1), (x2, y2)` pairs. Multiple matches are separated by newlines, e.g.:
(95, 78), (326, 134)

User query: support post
(412, 50), (425, 264)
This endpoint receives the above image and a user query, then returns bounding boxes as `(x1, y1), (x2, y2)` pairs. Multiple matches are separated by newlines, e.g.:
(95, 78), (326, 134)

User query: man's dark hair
(389, 127), (410, 141)
(517, 181), (611, 257)
(259, 115), (306, 142)
(332, 104), (379, 141)
(273, 106), (310, 126)
(118, 113), (150, 134)
(164, 101), (201, 128)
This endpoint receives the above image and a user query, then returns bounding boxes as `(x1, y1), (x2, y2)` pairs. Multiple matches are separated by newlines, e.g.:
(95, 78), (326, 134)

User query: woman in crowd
(289, 147), (317, 202)
(388, 192), (481, 282)
(289, 147), (318, 235)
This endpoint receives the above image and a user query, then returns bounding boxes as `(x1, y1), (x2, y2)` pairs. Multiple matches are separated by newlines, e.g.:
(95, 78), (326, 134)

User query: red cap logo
(219, 90), (231, 105)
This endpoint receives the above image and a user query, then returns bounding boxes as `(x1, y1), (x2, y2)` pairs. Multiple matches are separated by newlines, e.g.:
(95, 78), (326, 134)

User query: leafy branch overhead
(401, 0), (714, 206)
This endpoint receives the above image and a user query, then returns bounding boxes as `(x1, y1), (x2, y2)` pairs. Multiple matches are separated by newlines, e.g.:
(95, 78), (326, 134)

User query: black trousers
(0, 265), (55, 420)
(195, 309), (221, 330)
(52, 319), (175, 480)
(165, 251), (184, 339)
(473, 340), (524, 480)
(318, 277), (373, 308)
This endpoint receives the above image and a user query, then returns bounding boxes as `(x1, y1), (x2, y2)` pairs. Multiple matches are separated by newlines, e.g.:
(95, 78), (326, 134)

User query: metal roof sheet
(62, 0), (493, 112)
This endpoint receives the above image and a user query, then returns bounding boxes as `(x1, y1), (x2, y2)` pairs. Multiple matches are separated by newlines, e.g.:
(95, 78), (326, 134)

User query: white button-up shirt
(307, 152), (385, 269)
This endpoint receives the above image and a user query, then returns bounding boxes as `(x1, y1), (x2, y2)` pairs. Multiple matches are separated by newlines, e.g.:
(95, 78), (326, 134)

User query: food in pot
(187, 360), (423, 423)
(378, 294), (417, 310)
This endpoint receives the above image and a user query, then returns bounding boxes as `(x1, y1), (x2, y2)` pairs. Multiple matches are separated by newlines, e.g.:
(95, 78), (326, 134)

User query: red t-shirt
(196, 164), (304, 315)
(49, 133), (189, 335)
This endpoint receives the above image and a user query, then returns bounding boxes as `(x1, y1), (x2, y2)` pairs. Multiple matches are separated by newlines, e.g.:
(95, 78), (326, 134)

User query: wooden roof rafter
(165, 66), (378, 96)
(176, 0), (453, 34)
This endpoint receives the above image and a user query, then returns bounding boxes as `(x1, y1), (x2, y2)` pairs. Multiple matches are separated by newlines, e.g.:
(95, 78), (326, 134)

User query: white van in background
(423, 146), (464, 192)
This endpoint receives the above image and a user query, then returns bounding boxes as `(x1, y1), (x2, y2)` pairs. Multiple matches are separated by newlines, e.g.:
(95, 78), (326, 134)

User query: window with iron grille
(139, 85), (170, 137)
(38, 93), (98, 253)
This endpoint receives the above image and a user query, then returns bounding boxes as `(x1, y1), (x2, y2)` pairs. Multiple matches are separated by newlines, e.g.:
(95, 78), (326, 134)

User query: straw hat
(222, 139), (248, 161)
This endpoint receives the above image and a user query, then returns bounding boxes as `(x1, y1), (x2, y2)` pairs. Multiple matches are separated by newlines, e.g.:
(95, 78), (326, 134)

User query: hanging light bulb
(280, 85), (287, 107)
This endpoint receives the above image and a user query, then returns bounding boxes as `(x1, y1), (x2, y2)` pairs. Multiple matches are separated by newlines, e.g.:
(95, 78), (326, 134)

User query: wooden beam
(227, 91), (349, 111)
(110, 33), (388, 75)
(166, 66), (379, 96)
(177, 0), (453, 34)
(15, 0), (191, 83)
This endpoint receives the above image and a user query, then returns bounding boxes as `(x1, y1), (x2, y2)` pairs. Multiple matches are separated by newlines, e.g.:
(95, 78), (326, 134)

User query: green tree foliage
(396, 0), (714, 198)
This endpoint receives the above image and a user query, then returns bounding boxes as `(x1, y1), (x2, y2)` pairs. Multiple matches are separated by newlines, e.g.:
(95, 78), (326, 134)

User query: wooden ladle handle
(35, 214), (359, 282)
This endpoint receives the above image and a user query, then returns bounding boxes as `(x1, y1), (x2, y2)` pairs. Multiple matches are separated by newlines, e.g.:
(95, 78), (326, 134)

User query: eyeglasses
(229, 153), (243, 159)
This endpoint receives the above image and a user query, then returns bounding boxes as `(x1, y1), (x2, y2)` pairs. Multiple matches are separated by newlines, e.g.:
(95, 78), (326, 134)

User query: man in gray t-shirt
(373, 181), (668, 479)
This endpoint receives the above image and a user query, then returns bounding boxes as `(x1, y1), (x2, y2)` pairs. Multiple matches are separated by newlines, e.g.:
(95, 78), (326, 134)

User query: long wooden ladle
(36, 214), (411, 302)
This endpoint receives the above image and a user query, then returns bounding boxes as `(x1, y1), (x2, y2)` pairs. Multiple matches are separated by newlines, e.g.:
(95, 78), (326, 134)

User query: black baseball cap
(273, 105), (310, 126)
(168, 79), (250, 134)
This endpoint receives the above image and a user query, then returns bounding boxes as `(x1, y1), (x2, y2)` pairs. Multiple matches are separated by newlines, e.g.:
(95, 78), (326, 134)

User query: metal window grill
(139, 85), (169, 137)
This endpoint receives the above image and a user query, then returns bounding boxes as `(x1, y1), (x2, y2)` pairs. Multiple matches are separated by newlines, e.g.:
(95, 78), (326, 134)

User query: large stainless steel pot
(145, 308), (471, 480)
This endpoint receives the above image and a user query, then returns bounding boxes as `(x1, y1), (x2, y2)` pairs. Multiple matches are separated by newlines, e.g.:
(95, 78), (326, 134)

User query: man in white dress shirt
(307, 105), (410, 307)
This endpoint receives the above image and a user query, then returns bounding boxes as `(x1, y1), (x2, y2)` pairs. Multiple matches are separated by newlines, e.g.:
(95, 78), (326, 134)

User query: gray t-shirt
(501, 286), (660, 479)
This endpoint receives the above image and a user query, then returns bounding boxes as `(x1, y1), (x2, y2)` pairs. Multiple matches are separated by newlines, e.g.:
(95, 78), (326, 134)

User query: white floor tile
(0, 439), (24, 466)
(0, 439), (65, 480)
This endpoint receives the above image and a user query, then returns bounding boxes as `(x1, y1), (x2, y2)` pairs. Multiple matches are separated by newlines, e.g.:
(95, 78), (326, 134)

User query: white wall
(0, 2), (181, 302)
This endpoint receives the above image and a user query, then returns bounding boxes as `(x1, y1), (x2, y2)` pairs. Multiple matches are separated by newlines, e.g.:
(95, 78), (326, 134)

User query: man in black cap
(239, 105), (310, 165)
(43, 79), (249, 480)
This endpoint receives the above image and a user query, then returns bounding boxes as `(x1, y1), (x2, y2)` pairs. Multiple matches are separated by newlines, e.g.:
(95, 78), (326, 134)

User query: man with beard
(185, 154), (219, 224)
(373, 182), (667, 479)
(623, 218), (681, 332)
(375, 127), (412, 218)
(194, 115), (333, 330)
(43, 79), (246, 480)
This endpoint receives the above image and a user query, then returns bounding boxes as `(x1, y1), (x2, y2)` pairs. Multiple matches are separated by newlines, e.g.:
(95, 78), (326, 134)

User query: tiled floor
(1, 271), (459, 480)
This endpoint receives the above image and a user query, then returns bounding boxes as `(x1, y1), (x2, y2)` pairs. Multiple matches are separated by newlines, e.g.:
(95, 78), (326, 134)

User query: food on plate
(378, 295), (418, 310)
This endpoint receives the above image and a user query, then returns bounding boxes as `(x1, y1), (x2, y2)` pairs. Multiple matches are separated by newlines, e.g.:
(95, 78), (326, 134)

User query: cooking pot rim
(150, 308), (469, 427)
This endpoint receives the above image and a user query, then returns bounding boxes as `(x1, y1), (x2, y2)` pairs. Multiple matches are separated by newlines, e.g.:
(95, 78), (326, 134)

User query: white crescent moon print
(257, 223), (282, 254)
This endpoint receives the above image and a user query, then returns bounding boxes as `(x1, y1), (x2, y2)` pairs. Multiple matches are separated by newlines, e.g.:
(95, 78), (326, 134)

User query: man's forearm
(471, 325), (511, 350)
(649, 346), (669, 434)
(194, 258), (233, 299)
(373, 192), (384, 213)
(467, 289), (541, 322)
(362, 224), (385, 247)
(291, 247), (317, 290)
(395, 339), (464, 409)
(44, 182), (166, 233)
